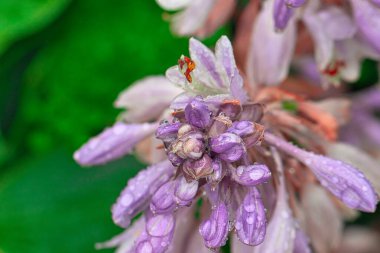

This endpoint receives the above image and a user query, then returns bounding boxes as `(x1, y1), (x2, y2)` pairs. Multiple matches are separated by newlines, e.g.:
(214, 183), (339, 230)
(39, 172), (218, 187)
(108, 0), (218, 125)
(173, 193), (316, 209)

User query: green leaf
(0, 0), (71, 55)
(0, 151), (145, 253)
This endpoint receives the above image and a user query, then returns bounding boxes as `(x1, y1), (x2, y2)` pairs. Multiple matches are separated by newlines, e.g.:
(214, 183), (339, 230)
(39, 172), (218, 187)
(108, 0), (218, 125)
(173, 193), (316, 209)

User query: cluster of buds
(156, 97), (267, 184)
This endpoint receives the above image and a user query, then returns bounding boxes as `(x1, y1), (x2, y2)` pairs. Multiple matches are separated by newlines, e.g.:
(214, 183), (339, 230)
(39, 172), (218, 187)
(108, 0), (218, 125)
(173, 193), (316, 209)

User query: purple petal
(235, 187), (266, 246)
(351, 0), (380, 54)
(247, 0), (296, 86)
(74, 122), (157, 166)
(185, 99), (212, 129)
(155, 122), (181, 142)
(133, 212), (175, 253)
(150, 181), (176, 214)
(174, 175), (199, 206)
(112, 160), (175, 228)
(274, 0), (295, 30)
(199, 202), (229, 248)
(232, 164), (271, 186)
(293, 229), (311, 253)
(114, 76), (182, 122)
(166, 66), (187, 89)
(189, 37), (226, 88)
(219, 99), (242, 119)
(265, 133), (378, 212)
(208, 114), (233, 138)
(210, 133), (245, 162)
(170, 93), (193, 110)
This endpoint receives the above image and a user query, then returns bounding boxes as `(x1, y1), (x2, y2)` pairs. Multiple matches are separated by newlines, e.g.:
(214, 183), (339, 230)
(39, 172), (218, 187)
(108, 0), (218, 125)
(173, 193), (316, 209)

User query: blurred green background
(0, 1), (378, 253)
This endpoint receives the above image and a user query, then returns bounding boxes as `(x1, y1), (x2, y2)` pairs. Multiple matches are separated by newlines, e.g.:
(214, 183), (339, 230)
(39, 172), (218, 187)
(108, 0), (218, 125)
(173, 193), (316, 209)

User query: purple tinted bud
(112, 160), (175, 228)
(219, 100), (242, 119)
(155, 122), (181, 142)
(199, 202), (229, 248)
(150, 181), (176, 214)
(285, 0), (306, 8)
(274, 0), (294, 30)
(210, 133), (245, 162)
(235, 187), (266, 246)
(174, 176), (199, 206)
(232, 164), (271, 186)
(167, 152), (184, 167)
(171, 131), (205, 159)
(74, 122), (157, 166)
(265, 133), (378, 212)
(185, 99), (212, 129)
(240, 103), (264, 122)
(182, 154), (213, 181)
(208, 114), (233, 138)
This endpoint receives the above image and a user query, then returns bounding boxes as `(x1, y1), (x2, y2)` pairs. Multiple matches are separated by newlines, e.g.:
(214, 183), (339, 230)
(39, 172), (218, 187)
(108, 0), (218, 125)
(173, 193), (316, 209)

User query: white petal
(247, 0), (296, 86)
(156, 0), (191, 10)
(301, 184), (343, 253)
(115, 76), (182, 122)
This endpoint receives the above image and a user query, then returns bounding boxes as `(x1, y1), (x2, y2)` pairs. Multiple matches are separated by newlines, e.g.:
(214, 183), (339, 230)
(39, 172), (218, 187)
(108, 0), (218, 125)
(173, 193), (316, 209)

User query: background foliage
(0, 1), (377, 253)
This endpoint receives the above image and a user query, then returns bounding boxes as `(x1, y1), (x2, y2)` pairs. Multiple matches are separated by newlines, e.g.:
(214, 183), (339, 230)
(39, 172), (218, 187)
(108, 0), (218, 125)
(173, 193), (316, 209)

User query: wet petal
(326, 142), (380, 196)
(155, 122), (181, 143)
(189, 37), (226, 89)
(265, 133), (378, 212)
(301, 184), (342, 253)
(207, 158), (224, 184)
(114, 76), (182, 122)
(215, 35), (236, 79)
(185, 98), (212, 129)
(227, 121), (265, 147)
(74, 122), (157, 166)
(351, 0), (380, 54)
(133, 211), (176, 253)
(210, 133), (246, 162)
(166, 66), (187, 89)
(240, 103), (264, 122)
(156, 0), (191, 10)
(112, 160), (175, 228)
(285, 0), (306, 7)
(247, 0), (296, 86)
(174, 175), (199, 206)
(232, 164), (271, 186)
(235, 187), (267, 246)
(150, 181), (176, 214)
(199, 202), (229, 248)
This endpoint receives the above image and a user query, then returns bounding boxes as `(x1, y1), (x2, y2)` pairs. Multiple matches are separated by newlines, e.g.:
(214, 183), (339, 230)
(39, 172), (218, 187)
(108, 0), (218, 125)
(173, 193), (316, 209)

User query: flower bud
(155, 122), (181, 142)
(182, 154), (213, 181)
(210, 133), (245, 162)
(185, 99), (211, 129)
(219, 99), (242, 120)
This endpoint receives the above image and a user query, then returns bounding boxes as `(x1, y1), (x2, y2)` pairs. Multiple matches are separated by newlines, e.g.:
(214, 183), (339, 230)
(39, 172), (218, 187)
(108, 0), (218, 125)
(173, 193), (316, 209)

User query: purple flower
(74, 36), (379, 253)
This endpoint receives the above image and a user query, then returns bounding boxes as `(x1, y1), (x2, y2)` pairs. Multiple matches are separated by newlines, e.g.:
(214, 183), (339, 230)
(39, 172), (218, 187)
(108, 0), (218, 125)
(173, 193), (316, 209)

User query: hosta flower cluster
(75, 34), (379, 253)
